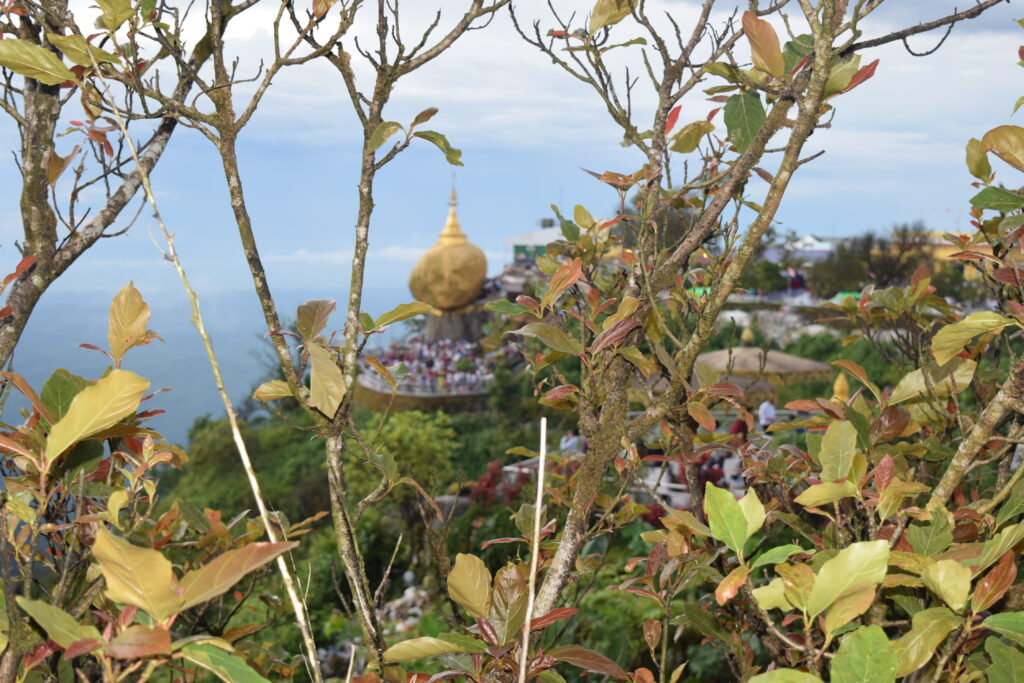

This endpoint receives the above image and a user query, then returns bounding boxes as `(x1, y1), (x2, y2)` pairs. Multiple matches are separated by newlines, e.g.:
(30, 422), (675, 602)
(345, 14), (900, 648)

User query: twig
(519, 417), (547, 683)
(89, 73), (324, 683)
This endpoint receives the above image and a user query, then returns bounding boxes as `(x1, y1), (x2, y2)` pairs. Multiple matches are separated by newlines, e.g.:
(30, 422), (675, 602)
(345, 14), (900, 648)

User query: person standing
(758, 398), (777, 432)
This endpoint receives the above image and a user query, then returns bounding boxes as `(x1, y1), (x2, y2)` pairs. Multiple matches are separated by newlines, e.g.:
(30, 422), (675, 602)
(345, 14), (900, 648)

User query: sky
(0, 0), (1020, 442)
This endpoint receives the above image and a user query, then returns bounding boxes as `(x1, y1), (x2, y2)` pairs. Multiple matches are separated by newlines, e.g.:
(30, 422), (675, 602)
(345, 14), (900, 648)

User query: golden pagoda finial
(740, 327), (755, 345)
(439, 180), (466, 245)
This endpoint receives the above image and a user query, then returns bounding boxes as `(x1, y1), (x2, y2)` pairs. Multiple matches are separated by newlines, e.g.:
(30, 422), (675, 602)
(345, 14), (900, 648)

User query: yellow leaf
(446, 553), (491, 619)
(715, 566), (749, 605)
(252, 380), (293, 402)
(107, 489), (129, 529)
(982, 124), (1024, 172)
(891, 607), (960, 677)
(806, 540), (888, 619)
(47, 144), (80, 187)
(966, 137), (992, 181)
(931, 312), (1014, 366)
(92, 526), (182, 624)
(922, 559), (971, 612)
(823, 586), (875, 634)
(45, 369), (149, 467)
(738, 489), (765, 538)
(108, 282), (154, 362)
(742, 11), (784, 78)
(46, 34), (118, 67)
(752, 578), (794, 612)
(794, 480), (858, 508)
(0, 37), (76, 85)
(889, 358), (976, 405)
(588, 0), (632, 34)
(307, 342), (345, 418)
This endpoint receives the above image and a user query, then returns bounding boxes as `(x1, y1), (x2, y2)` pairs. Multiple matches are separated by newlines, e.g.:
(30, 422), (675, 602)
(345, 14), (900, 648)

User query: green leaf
(97, 0), (135, 31)
(889, 358), (976, 405)
(751, 544), (806, 570)
(375, 301), (432, 328)
(749, 671), (823, 682)
(831, 625), (898, 683)
(824, 55), (861, 96)
(40, 368), (89, 422)
(985, 636), (1024, 683)
(966, 137), (993, 181)
(514, 322), (584, 355)
(296, 298), (335, 339)
(368, 121), (403, 153)
(704, 482), (749, 559)
(996, 480), (1024, 527)
(16, 597), (102, 648)
(974, 522), (1024, 575)
(588, 0), (632, 33)
(932, 312), (1015, 366)
(486, 299), (531, 316)
(0, 38), (76, 85)
(436, 632), (487, 653)
(384, 636), (483, 663)
(794, 480), (859, 508)
(446, 553), (491, 619)
(47, 34), (118, 67)
(806, 540), (888, 619)
(489, 563), (528, 646)
(413, 130), (463, 166)
(178, 542), (297, 611)
(252, 380), (293, 402)
(892, 607), (960, 677)
(307, 342), (345, 418)
(723, 92), (766, 153)
(45, 369), (150, 467)
(906, 513), (952, 557)
(922, 559), (971, 612)
(180, 643), (269, 682)
(820, 420), (857, 482)
(983, 612), (1024, 647)
(92, 526), (182, 623)
(970, 186), (1024, 212)
(782, 35), (813, 75)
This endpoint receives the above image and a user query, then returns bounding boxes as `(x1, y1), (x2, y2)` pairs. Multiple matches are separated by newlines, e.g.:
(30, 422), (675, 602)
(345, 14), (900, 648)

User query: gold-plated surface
(409, 189), (487, 311)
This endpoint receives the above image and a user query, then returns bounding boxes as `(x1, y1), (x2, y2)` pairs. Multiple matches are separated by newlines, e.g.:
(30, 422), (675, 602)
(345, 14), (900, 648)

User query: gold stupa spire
(439, 186), (467, 246)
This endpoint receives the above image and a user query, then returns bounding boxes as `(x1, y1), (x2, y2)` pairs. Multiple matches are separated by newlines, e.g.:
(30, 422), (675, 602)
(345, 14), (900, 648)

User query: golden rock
(409, 189), (487, 311)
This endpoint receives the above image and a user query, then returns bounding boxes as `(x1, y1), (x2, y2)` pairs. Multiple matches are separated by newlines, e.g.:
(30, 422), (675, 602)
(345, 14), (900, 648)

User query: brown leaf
(590, 317), (641, 354)
(870, 406), (910, 445)
(687, 402), (716, 432)
(741, 11), (784, 78)
(643, 618), (662, 651)
(543, 384), (579, 401)
(972, 551), (1017, 613)
(542, 257), (582, 309)
(715, 566), (749, 606)
(549, 645), (629, 680)
(106, 625), (171, 659)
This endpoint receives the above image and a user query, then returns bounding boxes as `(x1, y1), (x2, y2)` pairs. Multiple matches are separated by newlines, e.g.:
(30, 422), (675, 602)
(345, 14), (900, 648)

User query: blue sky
(1, 0), (1021, 442)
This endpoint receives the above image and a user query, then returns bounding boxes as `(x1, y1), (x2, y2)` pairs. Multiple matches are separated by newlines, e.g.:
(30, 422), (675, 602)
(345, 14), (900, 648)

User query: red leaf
(790, 54), (811, 76)
(784, 399), (820, 412)
(753, 167), (774, 183)
(590, 318), (641, 354)
(0, 307), (11, 319)
(1, 254), (35, 288)
(549, 645), (630, 680)
(633, 668), (656, 683)
(664, 105), (681, 135)
(545, 257), (582, 306)
(63, 638), (103, 660)
(687, 402), (716, 432)
(642, 619), (661, 651)
(706, 107), (720, 121)
(530, 607), (579, 631)
(841, 58), (879, 94)
(106, 626), (171, 659)
(481, 537), (524, 549)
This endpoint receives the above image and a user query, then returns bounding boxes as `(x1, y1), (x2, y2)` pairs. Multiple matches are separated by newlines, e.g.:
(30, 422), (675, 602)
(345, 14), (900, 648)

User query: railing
(357, 367), (492, 397)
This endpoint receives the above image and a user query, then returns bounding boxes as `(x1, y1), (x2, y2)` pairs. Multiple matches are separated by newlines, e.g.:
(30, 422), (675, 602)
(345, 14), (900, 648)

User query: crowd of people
(362, 337), (494, 394)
